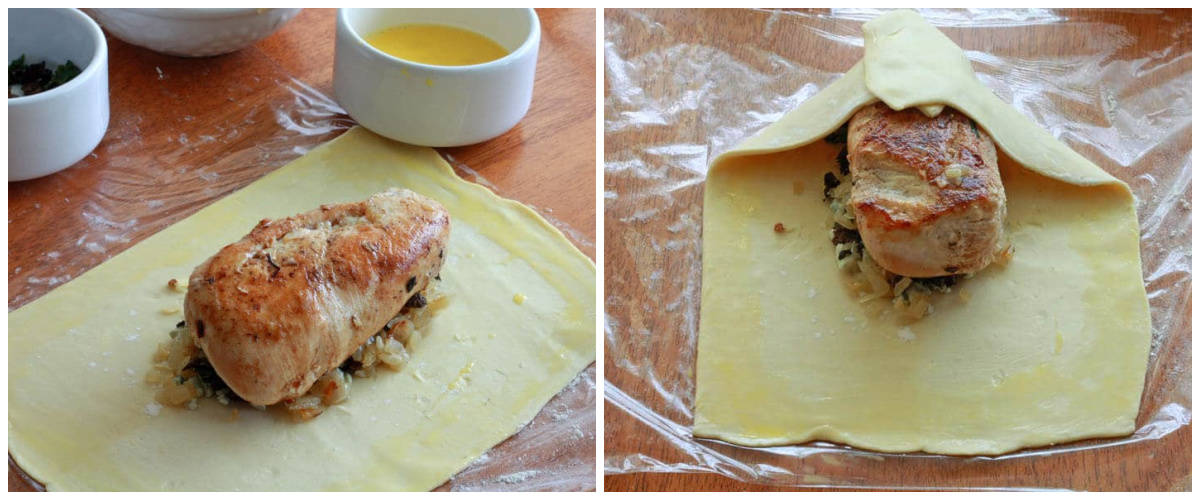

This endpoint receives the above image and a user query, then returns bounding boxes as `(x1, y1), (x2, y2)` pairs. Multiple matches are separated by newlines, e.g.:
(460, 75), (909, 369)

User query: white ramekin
(8, 8), (109, 182)
(333, 8), (540, 147)
(87, 8), (301, 58)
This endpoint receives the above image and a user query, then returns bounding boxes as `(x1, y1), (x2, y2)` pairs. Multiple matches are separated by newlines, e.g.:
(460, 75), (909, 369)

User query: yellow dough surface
(695, 10), (1151, 455)
(9, 127), (595, 490)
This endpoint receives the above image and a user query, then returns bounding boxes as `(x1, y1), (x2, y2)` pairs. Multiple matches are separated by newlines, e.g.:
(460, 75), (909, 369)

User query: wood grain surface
(8, 8), (596, 491)
(603, 8), (1191, 492)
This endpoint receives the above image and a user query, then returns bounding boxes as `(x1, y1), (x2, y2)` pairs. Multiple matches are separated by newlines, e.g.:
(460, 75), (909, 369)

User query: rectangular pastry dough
(695, 10), (1151, 456)
(8, 127), (596, 490)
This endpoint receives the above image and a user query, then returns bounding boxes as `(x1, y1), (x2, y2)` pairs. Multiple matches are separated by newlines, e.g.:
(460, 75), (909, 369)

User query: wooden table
(8, 8), (595, 491)
(603, 8), (1191, 492)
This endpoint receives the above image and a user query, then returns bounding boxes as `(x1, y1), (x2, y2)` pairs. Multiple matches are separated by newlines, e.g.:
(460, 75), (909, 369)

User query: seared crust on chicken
(184, 189), (450, 405)
(847, 102), (1005, 277)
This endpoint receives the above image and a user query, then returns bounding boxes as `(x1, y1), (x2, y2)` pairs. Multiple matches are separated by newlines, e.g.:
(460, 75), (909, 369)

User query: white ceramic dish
(88, 8), (301, 58)
(334, 8), (540, 147)
(8, 8), (110, 182)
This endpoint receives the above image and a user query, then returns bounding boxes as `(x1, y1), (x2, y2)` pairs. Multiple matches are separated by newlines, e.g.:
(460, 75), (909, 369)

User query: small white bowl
(88, 8), (301, 58)
(334, 8), (540, 147)
(8, 8), (109, 182)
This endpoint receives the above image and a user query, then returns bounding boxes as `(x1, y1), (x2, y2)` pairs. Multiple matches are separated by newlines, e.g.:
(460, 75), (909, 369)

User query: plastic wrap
(8, 31), (594, 492)
(603, 8), (1190, 490)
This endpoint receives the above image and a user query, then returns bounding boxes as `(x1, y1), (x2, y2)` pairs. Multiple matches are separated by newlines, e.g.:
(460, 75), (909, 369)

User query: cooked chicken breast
(847, 102), (1005, 277)
(184, 189), (450, 406)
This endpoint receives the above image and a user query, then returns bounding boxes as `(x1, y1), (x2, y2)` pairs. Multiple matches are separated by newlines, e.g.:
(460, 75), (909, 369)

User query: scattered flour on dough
(144, 402), (162, 416)
(897, 327), (916, 342)
(807, 287), (817, 298)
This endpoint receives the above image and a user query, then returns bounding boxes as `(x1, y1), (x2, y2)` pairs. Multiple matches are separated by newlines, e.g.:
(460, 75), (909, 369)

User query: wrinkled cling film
(604, 8), (1189, 490)
(8, 45), (594, 493)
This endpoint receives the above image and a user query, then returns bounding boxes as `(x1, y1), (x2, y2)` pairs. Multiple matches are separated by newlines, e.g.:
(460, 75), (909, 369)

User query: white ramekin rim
(103, 8), (279, 20)
(337, 8), (540, 73)
(8, 8), (108, 108)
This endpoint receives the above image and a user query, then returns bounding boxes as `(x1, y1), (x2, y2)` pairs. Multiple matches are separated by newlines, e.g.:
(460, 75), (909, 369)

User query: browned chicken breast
(184, 189), (450, 406)
(847, 102), (1006, 277)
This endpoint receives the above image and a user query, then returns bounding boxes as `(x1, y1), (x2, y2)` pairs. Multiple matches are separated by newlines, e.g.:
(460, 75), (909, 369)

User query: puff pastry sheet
(695, 10), (1151, 455)
(9, 127), (596, 490)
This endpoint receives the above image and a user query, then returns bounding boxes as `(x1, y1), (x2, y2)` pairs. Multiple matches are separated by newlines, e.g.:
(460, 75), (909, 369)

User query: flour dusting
(496, 470), (540, 484)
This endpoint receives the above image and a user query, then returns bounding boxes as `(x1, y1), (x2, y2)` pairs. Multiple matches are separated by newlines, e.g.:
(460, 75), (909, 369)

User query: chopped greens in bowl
(9, 55), (82, 98)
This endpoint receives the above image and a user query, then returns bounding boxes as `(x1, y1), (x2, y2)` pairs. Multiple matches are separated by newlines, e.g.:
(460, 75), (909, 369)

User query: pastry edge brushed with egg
(184, 189), (450, 406)
(847, 102), (1006, 278)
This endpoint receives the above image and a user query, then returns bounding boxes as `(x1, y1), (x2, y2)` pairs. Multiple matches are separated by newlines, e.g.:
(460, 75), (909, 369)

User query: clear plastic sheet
(603, 8), (1190, 490)
(8, 29), (594, 492)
